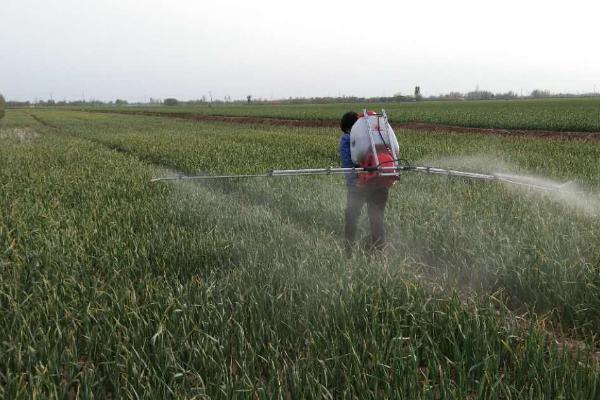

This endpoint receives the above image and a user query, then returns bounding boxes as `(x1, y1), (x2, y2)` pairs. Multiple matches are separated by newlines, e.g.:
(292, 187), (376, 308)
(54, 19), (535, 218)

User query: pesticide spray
(150, 109), (583, 199)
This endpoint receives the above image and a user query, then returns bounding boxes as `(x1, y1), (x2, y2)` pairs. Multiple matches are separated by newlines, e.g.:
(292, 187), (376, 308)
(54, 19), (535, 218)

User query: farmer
(339, 111), (390, 256)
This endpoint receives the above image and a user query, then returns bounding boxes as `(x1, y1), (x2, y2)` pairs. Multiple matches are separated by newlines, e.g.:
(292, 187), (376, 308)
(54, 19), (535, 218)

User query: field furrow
(77, 97), (600, 133)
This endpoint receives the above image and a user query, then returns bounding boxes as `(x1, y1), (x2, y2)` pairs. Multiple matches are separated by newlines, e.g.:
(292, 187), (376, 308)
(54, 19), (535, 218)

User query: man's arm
(339, 134), (354, 168)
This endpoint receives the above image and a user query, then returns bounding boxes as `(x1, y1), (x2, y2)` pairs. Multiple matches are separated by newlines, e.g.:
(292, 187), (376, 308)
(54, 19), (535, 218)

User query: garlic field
(1, 109), (600, 398)
(88, 97), (600, 132)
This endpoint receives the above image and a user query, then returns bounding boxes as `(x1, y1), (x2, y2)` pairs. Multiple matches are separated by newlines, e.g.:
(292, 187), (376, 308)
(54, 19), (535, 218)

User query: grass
(80, 97), (600, 132)
(1, 109), (600, 398)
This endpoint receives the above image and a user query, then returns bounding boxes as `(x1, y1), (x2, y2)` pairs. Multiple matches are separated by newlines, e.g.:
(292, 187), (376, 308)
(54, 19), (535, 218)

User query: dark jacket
(339, 132), (357, 187)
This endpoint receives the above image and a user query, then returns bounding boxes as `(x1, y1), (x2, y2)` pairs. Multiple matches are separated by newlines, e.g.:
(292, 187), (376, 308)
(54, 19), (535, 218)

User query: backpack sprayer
(150, 109), (572, 193)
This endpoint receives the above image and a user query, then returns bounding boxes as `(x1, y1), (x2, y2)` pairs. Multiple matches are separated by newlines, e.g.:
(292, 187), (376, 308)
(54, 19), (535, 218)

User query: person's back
(339, 111), (390, 256)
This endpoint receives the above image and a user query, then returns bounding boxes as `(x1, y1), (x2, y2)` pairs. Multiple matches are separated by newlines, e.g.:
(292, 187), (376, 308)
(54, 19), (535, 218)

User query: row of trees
(7, 99), (110, 107)
(3, 89), (599, 109)
(431, 89), (579, 101)
(152, 89), (600, 104)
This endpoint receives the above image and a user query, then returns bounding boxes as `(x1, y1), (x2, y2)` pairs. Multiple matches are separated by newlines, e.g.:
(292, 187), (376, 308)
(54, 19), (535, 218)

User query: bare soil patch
(396, 122), (600, 141)
(85, 109), (600, 141)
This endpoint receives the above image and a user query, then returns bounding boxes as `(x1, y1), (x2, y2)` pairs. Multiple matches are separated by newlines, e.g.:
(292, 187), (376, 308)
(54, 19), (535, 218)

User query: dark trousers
(345, 185), (389, 249)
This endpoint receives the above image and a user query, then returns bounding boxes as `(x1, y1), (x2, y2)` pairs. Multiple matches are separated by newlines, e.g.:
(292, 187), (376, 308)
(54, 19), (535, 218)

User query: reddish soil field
(86, 110), (600, 142)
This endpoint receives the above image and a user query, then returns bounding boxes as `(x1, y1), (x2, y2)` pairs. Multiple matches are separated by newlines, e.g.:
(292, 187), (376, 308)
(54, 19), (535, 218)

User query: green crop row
(2, 109), (600, 398)
(79, 97), (600, 132)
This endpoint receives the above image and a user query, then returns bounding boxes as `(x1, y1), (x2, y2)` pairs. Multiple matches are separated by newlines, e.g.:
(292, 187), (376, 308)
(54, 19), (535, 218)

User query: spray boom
(150, 165), (574, 193)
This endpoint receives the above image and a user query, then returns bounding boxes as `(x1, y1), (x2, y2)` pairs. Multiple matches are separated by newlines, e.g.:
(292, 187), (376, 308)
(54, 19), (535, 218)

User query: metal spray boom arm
(150, 165), (568, 193)
(150, 165), (483, 182)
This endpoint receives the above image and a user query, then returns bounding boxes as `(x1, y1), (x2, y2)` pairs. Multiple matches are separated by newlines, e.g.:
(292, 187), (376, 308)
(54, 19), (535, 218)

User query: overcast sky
(2, 0), (599, 101)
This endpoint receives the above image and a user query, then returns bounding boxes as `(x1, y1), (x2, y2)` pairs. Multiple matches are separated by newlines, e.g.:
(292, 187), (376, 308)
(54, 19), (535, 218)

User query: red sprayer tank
(350, 110), (400, 187)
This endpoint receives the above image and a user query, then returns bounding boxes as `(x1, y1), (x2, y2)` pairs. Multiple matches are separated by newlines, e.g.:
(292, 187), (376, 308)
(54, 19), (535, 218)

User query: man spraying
(339, 110), (400, 256)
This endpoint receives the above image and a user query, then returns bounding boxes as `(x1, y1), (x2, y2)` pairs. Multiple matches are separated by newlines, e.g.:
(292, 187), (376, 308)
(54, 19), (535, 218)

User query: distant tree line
(431, 89), (600, 101)
(155, 90), (598, 105)
(6, 99), (109, 107)
(163, 98), (179, 106)
(4, 89), (599, 108)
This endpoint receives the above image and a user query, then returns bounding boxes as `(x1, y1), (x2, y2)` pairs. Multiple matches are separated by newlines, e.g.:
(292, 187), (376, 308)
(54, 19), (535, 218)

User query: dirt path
(84, 109), (600, 141)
